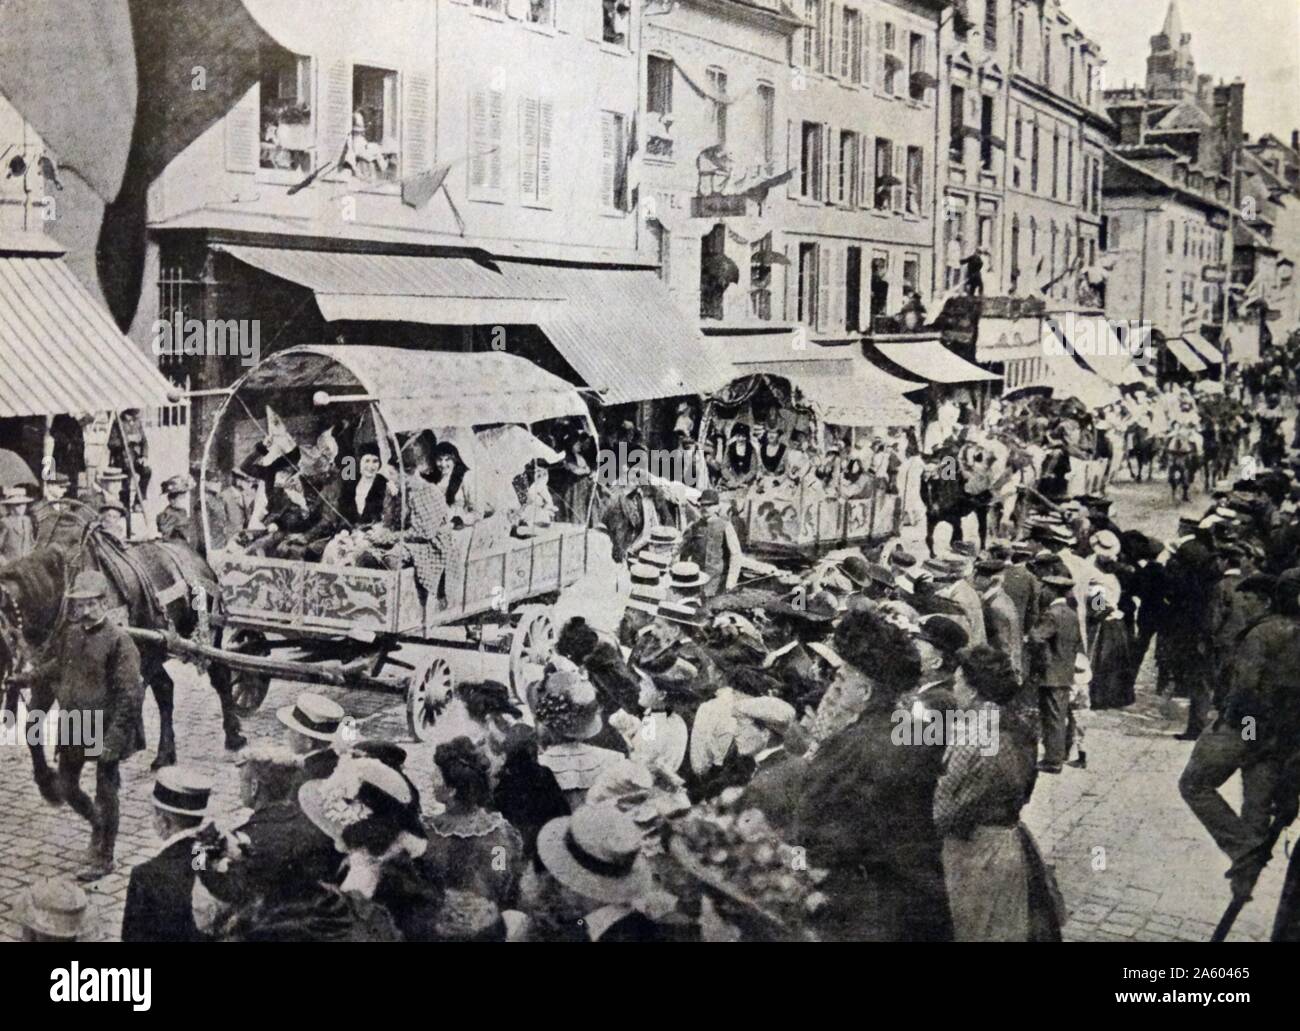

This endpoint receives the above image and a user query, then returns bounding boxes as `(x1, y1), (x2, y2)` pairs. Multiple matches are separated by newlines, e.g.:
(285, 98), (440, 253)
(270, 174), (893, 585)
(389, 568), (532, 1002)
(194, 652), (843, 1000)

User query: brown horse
(0, 503), (244, 803)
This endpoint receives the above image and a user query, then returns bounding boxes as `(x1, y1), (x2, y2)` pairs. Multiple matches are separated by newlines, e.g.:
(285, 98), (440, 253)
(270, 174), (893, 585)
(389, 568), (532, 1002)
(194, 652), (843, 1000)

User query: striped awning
(216, 244), (732, 405)
(1166, 337), (1208, 374)
(1223, 321), (1261, 365)
(0, 243), (174, 417)
(873, 339), (1000, 384)
(1184, 333), (1224, 366)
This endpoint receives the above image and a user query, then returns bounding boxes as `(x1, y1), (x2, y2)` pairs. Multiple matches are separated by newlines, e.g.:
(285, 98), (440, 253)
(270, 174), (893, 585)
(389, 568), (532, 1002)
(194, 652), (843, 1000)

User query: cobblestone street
(0, 475), (1289, 942)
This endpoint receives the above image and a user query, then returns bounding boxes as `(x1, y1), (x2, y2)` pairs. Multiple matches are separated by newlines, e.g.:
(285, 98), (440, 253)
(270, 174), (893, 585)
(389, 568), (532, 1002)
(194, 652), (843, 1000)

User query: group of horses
(0, 501), (245, 802)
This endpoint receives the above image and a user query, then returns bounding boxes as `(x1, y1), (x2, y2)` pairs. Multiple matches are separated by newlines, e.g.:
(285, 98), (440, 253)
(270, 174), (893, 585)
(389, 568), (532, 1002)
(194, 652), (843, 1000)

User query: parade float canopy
(872, 338), (1000, 384)
(215, 245), (733, 405)
(974, 317), (1042, 363)
(728, 342), (920, 427)
(1182, 333), (1224, 366)
(1056, 314), (1146, 386)
(1223, 321), (1261, 365)
(235, 345), (590, 432)
(0, 234), (174, 417)
(1165, 336), (1208, 375)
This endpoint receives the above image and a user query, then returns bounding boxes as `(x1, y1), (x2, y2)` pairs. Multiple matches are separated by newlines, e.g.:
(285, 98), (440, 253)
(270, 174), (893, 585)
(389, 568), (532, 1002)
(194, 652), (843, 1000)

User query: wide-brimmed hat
(698, 489), (721, 507)
(667, 561), (710, 590)
(152, 765), (214, 817)
(628, 563), (666, 616)
(14, 877), (88, 939)
(161, 475), (193, 496)
(733, 695), (796, 735)
(888, 549), (919, 571)
(1, 487), (30, 506)
(1040, 574), (1074, 590)
(1091, 530), (1121, 560)
(98, 467), (127, 483)
(658, 598), (706, 629)
(921, 558), (962, 582)
(534, 669), (603, 741)
(974, 557), (1007, 576)
(299, 756), (417, 844)
(65, 570), (109, 601)
(537, 803), (653, 905)
(765, 588), (841, 622)
(42, 471), (70, 486)
(839, 555), (874, 589)
(647, 526), (681, 549)
(950, 540), (978, 558)
(97, 499), (127, 517)
(277, 691), (345, 742)
(918, 614), (970, 656)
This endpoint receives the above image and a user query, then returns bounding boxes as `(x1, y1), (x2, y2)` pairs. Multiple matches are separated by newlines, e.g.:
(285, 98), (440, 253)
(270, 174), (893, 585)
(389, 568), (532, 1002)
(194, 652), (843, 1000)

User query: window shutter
(857, 134), (869, 208)
(587, 0), (604, 41)
(403, 72), (432, 177)
(470, 89), (490, 193)
(829, 245), (844, 332)
(224, 86), (260, 173)
(600, 112), (617, 210)
(826, 126), (839, 205)
(538, 98), (555, 206)
(488, 88), (505, 191)
(893, 146), (904, 211)
(519, 96), (540, 200)
(822, 124), (833, 202)
(784, 242), (795, 321)
(816, 244), (831, 332)
(322, 59), (351, 172)
(861, 18), (871, 86)
(787, 120), (798, 199)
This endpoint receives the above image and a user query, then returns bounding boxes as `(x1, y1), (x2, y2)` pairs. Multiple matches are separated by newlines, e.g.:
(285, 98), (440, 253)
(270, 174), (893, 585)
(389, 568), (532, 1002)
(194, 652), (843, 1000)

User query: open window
(260, 51), (314, 172)
(347, 65), (399, 182)
(603, 0), (631, 46)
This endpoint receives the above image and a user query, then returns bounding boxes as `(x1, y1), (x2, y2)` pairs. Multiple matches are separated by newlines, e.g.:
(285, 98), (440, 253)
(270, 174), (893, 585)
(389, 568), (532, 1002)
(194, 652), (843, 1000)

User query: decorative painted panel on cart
(214, 554), (396, 632)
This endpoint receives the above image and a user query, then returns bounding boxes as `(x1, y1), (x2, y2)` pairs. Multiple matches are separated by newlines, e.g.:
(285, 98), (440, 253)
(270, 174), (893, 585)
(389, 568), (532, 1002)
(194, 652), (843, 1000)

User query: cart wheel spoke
(407, 656), (453, 743)
(509, 606), (555, 707)
(225, 628), (271, 717)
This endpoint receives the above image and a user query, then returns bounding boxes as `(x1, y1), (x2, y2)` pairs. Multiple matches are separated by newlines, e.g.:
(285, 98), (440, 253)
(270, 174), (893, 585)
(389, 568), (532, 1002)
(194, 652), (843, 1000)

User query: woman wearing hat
(721, 423), (756, 489)
(936, 646), (1063, 942)
(424, 737), (523, 910)
(0, 487), (35, 562)
(534, 668), (626, 811)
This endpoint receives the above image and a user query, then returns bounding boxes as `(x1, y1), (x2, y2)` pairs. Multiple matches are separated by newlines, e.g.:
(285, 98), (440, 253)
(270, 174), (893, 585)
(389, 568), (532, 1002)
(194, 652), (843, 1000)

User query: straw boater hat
(277, 691), (345, 742)
(536, 803), (653, 905)
(533, 668), (603, 741)
(1, 487), (30, 506)
(151, 765), (214, 818)
(65, 570), (109, 601)
(14, 877), (88, 940)
(658, 597), (706, 629)
(99, 466), (127, 483)
(667, 560), (710, 592)
(627, 563), (666, 616)
(1091, 530), (1121, 561)
(42, 470), (70, 486)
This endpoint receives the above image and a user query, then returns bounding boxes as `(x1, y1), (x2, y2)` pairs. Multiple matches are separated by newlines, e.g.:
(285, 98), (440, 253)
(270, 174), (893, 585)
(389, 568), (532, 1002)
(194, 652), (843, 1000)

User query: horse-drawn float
(153, 345), (614, 741)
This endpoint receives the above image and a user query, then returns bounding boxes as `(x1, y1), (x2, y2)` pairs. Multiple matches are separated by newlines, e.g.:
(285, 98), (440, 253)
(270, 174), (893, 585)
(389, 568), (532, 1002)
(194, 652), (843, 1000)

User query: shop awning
(1165, 336), (1208, 374)
(216, 244), (733, 405)
(1183, 333), (1224, 365)
(730, 342), (920, 427)
(0, 241), (175, 417)
(872, 338), (1000, 383)
(975, 317), (1042, 363)
(1053, 314), (1146, 386)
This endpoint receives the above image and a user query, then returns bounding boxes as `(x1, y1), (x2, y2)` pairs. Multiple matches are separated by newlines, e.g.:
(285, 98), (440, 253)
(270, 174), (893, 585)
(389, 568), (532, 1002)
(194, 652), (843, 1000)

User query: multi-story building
(137, 0), (732, 463)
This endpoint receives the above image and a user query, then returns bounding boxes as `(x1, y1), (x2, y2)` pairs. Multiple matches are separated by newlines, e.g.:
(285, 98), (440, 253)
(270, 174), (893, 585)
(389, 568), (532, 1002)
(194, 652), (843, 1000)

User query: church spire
(1161, 1), (1184, 43)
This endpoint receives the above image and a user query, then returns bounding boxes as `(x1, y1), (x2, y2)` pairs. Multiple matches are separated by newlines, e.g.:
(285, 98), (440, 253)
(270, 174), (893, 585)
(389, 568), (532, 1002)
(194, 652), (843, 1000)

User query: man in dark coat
(679, 489), (742, 598)
(793, 610), (953, 942)
(1163, 527), (1221, 739)
(121, 766), (213, 942)
(30, 570), (145, 881)
(1028, 576), (1082, 774)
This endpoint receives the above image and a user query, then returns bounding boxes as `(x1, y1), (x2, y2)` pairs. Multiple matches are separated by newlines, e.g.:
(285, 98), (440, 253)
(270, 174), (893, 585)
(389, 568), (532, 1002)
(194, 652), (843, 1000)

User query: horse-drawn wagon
(733, 483), (900, 558)
(178, 345), (614, 741)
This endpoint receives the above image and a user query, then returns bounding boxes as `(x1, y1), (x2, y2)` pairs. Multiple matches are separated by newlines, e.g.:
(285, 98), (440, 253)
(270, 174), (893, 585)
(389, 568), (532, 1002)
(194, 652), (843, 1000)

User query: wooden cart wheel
(407, 656), (454, 742)
(224, 627), (271, 717)
(509, 605), (555, 706)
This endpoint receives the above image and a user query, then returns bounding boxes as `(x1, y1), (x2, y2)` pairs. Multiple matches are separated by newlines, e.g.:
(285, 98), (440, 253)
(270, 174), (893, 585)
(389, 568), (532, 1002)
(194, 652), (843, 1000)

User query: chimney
(1292, 129), (1299, 154)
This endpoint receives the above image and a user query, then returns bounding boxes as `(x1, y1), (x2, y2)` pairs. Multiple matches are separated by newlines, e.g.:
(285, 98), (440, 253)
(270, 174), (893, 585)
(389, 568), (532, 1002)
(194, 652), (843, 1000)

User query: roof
(235, 345), (589, 432)
(0, 252), (174, 418)
(1233, 222), (1278, 253)
(215, 244), (732, 405)
(871, 339), (1000, 384)
(1102, 150), (1230, 215)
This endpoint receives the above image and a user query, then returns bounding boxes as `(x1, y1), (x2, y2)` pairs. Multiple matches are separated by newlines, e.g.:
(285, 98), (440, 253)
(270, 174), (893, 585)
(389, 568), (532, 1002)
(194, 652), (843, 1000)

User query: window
(839, 130), (860, 206)
(844, 9), (863, 82)
(980, 95), (994, 170)
(870, 253), (890, 321)
(1051, 130), (1059, 199)
(758, 84), (775, 167)
(1049, 222), (1058, 291)
(259, 51), (313, 172)
(944, 207), (965, 289)
(906, 145), (923, 214)
(882, 22), (898, 95)
(985, 0), (998, 49)
(473, 0), (503, 10)
(1030, 215), (1038, 255)
(527, 0), (554, 25)
(949, 86), (965, 162)
(800, 121), (824, 200)
(701, 224), (728, 320)
(1166, 220), (1175, 254)
(603, 0), (630, 45)
(351, 65), (399, 181)
(1030, 124), (1039, 192)
(652, 220), (670, 283)
(1085, 61), (1094, 106)
(845, 246), (862, 330)
(1081, 155), (1089, 212)
(599, 110), (628, 212)
(1010, 215), (1021, 283)
(469, 85), (505, 199)
(874, 137), (894, 210)
(804, 0), (823, 71)
(519, 96), (555, 207)
(1014, 114), (1023, 158)
(1066, 137), (1073, 200)
(908, 32), (927, 101)
(1015, 12), (1025, 69)
(750, 234), (774, 320)
(707, 68), (727, 146)
(797, 242), (821, 327)
(903, 255), (919, 293)
(647, 56), (673, 116)
(826, 5), (839, 75)
(1042, 30), (1051, 87)
(1183, 221), (1189, 257)
(1092, 157), (1101, 213)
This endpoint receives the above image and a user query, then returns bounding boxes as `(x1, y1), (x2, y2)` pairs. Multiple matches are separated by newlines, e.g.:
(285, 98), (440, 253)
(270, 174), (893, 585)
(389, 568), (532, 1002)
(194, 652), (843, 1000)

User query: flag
(288, 160), (334, 195)
(37, 154), (63, 190)
(401, 161), (453, 209)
